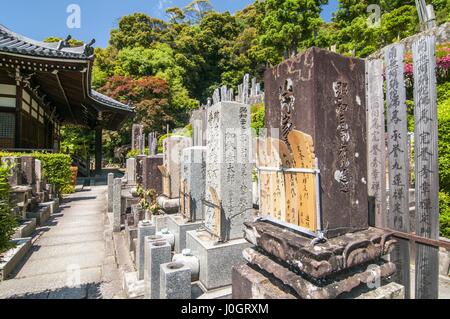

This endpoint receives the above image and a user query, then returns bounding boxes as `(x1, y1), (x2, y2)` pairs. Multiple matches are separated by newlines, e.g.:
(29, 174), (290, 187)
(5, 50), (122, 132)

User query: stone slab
(167, 214), (204, 253)
(27, 205), (51, 227)
(143, 155), (163, 194)
(181, 147), (206, 221)
(12, 219), (36, 239)
(244, 220), (396, 279)
(144, 240), (172, 299)
(186, 230), (251, 290)
(123, 271), (145, 299)
(0, 238), (32, 281)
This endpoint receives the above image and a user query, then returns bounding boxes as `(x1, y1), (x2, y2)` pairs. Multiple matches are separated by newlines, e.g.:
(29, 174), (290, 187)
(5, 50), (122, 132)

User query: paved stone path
(0, 186), (124, 299)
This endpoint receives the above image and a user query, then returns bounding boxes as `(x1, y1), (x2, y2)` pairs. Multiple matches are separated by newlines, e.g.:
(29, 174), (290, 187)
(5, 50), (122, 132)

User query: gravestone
(160, 136), (192, 199)
(204, 101), (253, 241)
(107, 173), (114, 212)
(264, 47), (368, 238)
(142, 155), (163, 193)
(126, 158), (136, 184)
(132, 124), (144, 154)
(160, 262), (191, 299)
(34, 159), (42, 194)
(136, 155), (147, 186)
(181, 147), (206, 221)
(190, 108), (207, 147)
(113, 178), (122, 232)
(148, 132), (157, 156)
(136, 220), (156, 280)
(1, 157), (21, 186)
(20, 156), (35, 186)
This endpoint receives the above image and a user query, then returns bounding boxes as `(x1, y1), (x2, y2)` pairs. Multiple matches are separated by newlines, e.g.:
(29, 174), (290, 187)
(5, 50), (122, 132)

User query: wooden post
(95, 125), (102, 173)
(412, 35), (439, 299)
(385, 43), (410, 298)
(366, 59), (387, 228)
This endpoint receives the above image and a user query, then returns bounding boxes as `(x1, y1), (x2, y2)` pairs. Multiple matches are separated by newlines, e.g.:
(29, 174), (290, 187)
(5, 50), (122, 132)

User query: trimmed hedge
(0, 152), (72, 195)
(0, 163), (17, 254)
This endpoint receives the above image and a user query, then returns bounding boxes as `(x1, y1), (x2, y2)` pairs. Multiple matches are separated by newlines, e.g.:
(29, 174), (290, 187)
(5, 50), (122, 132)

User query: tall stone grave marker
(132, 124), (144, 154)
(190, 107), (207, 147)
(413, 35), (439, 299)
(264, 47), (368, 238)
(204, 101), (253, 241)
(142, 155), (163, 194)
(160, 136), (191, 199)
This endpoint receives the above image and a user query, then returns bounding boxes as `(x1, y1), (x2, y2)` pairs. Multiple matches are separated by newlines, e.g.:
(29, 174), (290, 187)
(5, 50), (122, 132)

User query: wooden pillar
(15, 84), (22, 148)
(413, 35), (439, 299)
(95, 125), (102, 173)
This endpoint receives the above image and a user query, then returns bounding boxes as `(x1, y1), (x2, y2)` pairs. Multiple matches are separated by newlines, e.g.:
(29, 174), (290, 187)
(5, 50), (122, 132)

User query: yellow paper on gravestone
(287, 130), (317, 232)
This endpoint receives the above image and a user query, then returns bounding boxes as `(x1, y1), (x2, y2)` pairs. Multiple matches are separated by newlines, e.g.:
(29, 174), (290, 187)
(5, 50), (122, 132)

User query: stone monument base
(186, 230), (251, 290)
(157, 196), (180, 214)
(232, 220), (401, 299)
(123, 271), (145, 299)
(167, 214), (204, 253)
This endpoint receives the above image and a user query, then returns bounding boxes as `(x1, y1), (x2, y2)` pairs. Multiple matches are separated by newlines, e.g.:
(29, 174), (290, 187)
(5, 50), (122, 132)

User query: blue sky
(0, 0), (339, 48)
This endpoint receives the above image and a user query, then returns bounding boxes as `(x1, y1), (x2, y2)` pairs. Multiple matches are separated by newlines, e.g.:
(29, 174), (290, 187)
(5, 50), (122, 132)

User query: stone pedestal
(181, 147), (206, 222)
(204, 101), (253, 241)
(186, 230), (251, 290)
(136, 220), (156, 280)
(160, 262), (192, 299)
(167, 214), (203, 253)
(264, 47), (368, 238)
(232, 220), (400, 299)
(144, 240), (172, 299)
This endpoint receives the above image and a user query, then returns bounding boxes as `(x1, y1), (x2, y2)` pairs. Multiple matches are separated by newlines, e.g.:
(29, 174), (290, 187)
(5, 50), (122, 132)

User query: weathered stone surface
(355, 282), (405, 299)
(162, 136), (192, 199)
(132, 124), (144, 154)
(243, 247), (396, 299)
(1, 157), (21, 186)
(191, 107), (207, 147)
(34, 159), (42, 193)
(204, 101), (253, 241)
(232, 264), (297, 299)
(144, 240), (172, 299)
(107, 173), (114, 213)
(244, 221), (396, 279)
(19, 156), (35, 186)
(186, 230), (251, 290)
(160, 262), (192, 299)
(264, 47), (368, 238)
(113, 178), (122, 232)
(135, 155), (147, 186)
(143, 155), (163, 194)
(181, 146), (206, 221)
(0, 238), (32, 281)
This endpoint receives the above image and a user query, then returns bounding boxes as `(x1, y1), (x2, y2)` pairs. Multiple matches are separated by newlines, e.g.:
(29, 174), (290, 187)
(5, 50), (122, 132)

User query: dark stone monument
(20, 156), (36, 186)
(265, 47), (368, 238)
(143, 155), (163, 194)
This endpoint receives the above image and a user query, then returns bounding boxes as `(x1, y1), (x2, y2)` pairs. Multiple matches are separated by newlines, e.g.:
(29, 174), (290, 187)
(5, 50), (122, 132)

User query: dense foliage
(0, 152), (73, 195)
(0, 163), (17, 254)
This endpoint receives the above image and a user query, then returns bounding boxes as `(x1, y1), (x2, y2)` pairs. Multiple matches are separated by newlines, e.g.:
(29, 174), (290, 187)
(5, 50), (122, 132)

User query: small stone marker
(126, 158), (136, 184)
(34, 159), (42, 193)
(160, 262), (191, 299)
(107, 173), (114, 212)
(144, 239), (172, 299)
(137, 220), (156, 280)
(132, 124), (144, 154)
(113, 178), (122, 232)
(148, 132), (157, 156)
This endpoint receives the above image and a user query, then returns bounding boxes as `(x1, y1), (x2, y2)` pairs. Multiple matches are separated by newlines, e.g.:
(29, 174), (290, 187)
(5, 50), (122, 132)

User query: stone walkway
(0, 186), (124, 299)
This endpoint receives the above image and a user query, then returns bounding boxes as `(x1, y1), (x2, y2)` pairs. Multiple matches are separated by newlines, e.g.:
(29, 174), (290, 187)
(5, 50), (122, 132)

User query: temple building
(0, 24), (134, 171)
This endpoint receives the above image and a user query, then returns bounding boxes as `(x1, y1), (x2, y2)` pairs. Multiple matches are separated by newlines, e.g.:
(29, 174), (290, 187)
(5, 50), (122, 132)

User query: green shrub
(0, 163), (17, 254)
(251, 103), (265, 135)
(439, 192), (450, 239)
(438, 86), (450, 193)
(126, 149), (140, 159)
(0, 152), (72, 196)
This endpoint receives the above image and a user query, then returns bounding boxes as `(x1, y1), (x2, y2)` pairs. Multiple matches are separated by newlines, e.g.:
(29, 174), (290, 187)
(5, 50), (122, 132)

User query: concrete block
(167, 214), (203, 253)
(0, 238), (32, 281)
(136, 221), (156, 280)
(160, 262), (191, 299)
(186, 230), (251, 290)
(144, 240), (172, 299)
